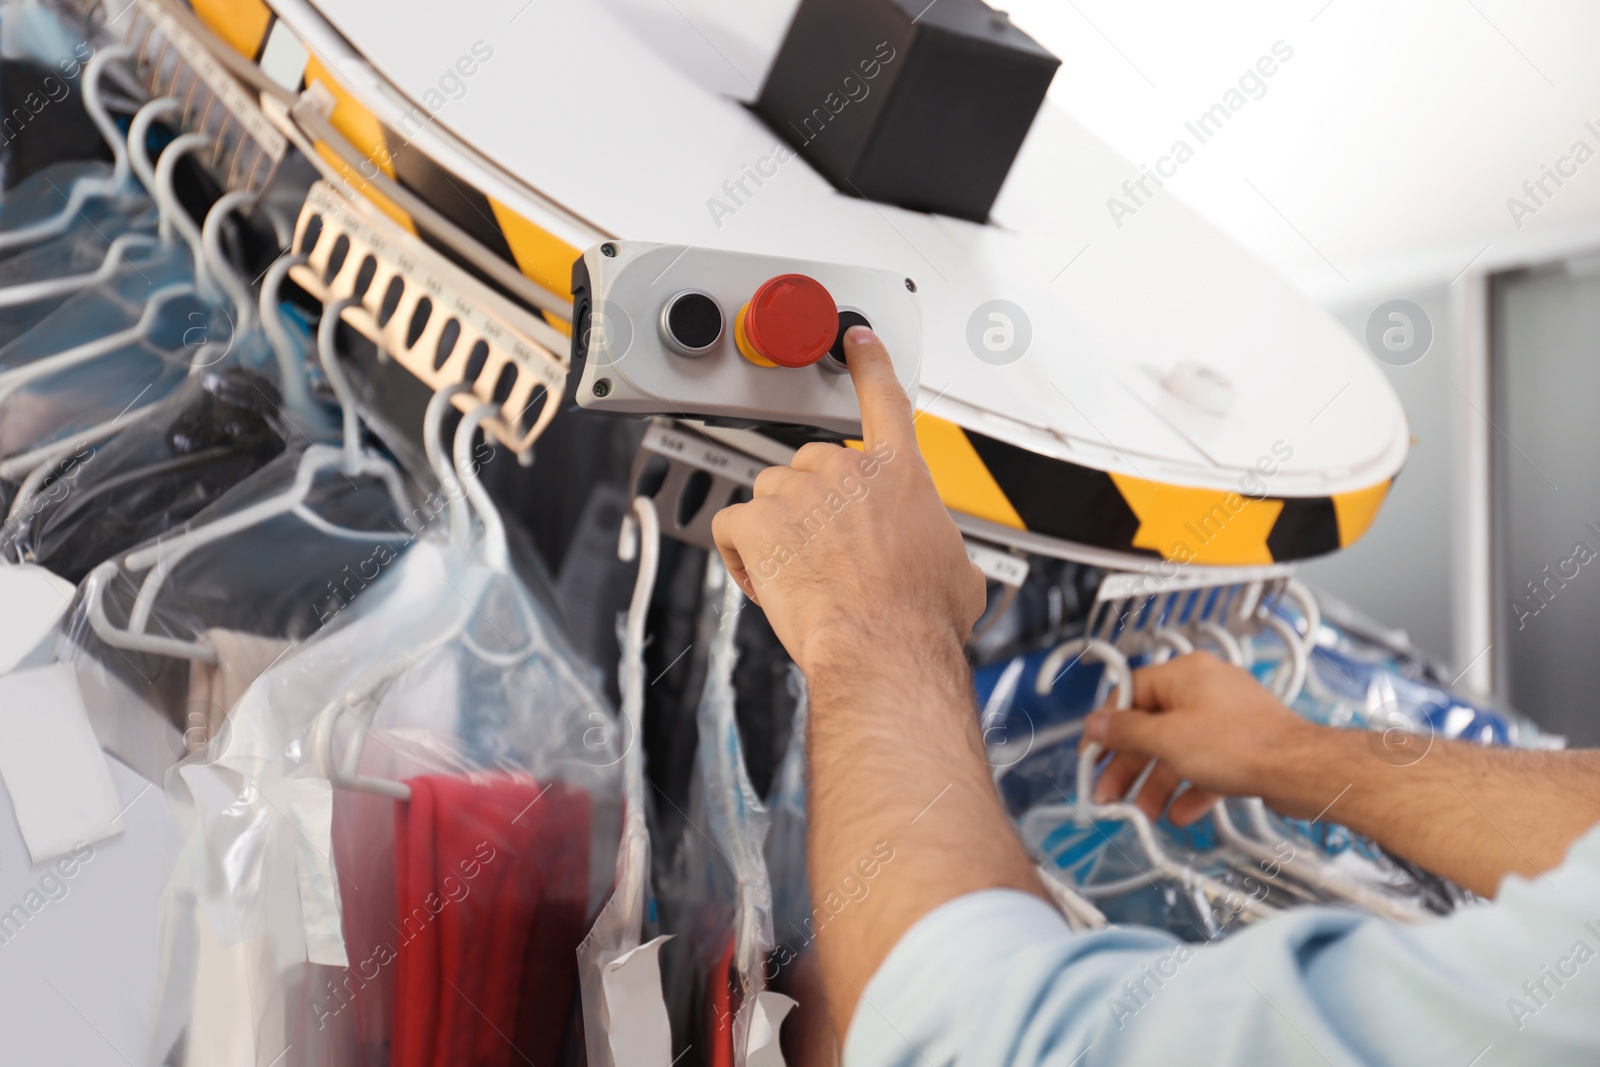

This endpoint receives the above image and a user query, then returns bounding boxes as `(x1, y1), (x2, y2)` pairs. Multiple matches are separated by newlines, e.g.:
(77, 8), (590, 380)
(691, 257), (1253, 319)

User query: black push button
(661, 290), (724, 356)
(825, 310), (872, 371)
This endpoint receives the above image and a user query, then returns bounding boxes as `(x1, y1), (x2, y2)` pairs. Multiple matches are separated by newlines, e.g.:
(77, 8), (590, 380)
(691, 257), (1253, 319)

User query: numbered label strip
(966, 540), (1030, 589)
(631, 424), (761, 550)
(117, 0), (286, 193)
(290, 182), (566, 455)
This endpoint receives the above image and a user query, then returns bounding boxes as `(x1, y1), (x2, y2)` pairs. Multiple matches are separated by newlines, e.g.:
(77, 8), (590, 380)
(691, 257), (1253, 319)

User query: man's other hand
(710, 326), (986, 671)
(1082, 652), (1319, 826)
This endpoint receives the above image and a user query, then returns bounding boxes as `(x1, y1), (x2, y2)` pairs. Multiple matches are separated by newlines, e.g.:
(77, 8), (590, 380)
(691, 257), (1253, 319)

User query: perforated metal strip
(111, 0), (287, 194)
(289, 182), (567, 455)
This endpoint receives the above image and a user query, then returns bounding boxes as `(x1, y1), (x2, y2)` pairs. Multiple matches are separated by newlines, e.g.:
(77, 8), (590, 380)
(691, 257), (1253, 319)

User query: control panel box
(570, 242), (921, 437)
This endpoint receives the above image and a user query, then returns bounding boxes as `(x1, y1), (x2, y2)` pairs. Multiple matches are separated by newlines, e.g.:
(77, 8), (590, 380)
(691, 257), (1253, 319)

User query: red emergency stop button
(734, 274), (837, 368)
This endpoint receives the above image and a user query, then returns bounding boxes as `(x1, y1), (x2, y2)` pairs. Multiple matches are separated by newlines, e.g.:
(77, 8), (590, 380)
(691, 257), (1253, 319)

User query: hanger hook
(452, 400), (510, 570)
(317, 296), (370, 470)
(259, 253), (314, 415)
(83, 45), (134, 194)
(200, 190), (260, 338)
(127, 97), (180, 197)
(617, 496), (661, 784)
(423, 382), (476, 548)
(154, 133), (217, 301)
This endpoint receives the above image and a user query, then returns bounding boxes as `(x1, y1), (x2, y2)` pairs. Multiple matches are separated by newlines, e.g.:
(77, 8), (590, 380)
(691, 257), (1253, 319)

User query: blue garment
(844, 822), (1600, 1066)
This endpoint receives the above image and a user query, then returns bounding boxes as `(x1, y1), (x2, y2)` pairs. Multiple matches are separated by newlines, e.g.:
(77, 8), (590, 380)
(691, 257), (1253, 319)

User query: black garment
(0, 58), (112, 190)
(5, 368), (288, 582)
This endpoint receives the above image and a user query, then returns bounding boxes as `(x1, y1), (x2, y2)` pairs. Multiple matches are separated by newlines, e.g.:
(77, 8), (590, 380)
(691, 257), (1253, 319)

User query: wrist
(800, 620), (973, 728)
(1255, 721), (1366, 820)
(799, 615), (968, 679)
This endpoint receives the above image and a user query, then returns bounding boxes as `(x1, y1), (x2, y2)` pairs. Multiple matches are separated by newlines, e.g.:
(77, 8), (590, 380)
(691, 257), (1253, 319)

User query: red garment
(706, 937), (738, 1067)
(391, 774), (592, 1067)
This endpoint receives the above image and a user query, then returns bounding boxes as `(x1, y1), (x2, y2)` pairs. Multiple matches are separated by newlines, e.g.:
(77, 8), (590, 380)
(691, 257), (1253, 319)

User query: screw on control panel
(593, 378), (612, 397)
(601, 243), (617, 257)
(905, 278), (917, 292)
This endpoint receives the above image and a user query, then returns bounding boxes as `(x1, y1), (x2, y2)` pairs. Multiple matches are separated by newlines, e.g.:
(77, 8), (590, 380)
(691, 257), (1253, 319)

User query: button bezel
(658, 288), (725, 357)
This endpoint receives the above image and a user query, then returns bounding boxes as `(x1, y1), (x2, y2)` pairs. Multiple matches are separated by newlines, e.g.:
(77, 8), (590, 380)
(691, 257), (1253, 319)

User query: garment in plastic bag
(761, 670), (842, 1066)
(0, 211), (162, 339)
(47, 443), (416, 780)
(661, 564), (780, 1067)
(3, 367), (292, 578)
(0, 24), (146, 261)
(998, 632), (1470, 934)
(0, 268), (217, 463)
(0, 50), (111, 190)
(146, 533), (622, 1067)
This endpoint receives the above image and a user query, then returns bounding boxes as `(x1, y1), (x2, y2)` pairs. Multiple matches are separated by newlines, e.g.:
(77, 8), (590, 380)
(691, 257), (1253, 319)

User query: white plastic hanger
(0, 231), (159, 309)
(1036, 863), (1108, 931)
(0, 282), (196, 404)
(0, 100), (273, 519)
(0, 103), (243, 411)
(994, 636), (1133, 772)
(259, 252), (315, 416)
(152, 133), (220, 304)
(1016, 639), (1279, 920)
(201, 190), (259, 339)
(315, 380), (563, 798)
(0, 46), (139, 254)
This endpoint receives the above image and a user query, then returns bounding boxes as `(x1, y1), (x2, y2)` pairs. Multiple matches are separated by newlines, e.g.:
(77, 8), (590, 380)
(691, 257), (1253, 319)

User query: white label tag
(642, 424), (766, 486)
(601, 935), (673, 1066)
(745, 991), (797, 1067)
(0, 664), (125, 863)
(966, 540), (1030, 588)
(0, 564), (74, 675)
(265, 778), (349, 967)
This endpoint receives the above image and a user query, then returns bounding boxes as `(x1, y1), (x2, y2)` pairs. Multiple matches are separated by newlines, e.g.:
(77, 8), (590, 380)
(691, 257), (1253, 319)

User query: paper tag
(0, 564), (75, 675)
(265, 778), (349, 967)
(601, 936), (673, 1066)
(0, 664), (125, 863)
(745, 991), (797, 1067)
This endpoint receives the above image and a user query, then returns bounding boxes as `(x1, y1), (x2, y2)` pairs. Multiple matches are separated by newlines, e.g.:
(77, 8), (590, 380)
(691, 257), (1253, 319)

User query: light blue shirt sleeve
(843, 823), (1600, 1066)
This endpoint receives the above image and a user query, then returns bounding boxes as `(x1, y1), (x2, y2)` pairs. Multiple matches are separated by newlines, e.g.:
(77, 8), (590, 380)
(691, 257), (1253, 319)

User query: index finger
(843, 326), (916, 451)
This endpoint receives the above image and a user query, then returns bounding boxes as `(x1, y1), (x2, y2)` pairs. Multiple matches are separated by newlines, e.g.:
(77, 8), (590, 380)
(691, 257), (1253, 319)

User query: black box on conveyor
(755, 0), (1060, 223)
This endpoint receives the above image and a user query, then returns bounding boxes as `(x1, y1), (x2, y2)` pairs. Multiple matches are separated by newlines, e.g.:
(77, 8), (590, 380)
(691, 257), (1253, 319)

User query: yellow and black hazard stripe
(183, 1), (1393, 568)
(186, 0), (579, 333)
(912, 413), (1392, 566)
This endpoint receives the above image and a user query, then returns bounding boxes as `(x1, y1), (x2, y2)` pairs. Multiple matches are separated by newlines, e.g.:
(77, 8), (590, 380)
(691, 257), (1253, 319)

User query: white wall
(1001, 0), (1600, 300)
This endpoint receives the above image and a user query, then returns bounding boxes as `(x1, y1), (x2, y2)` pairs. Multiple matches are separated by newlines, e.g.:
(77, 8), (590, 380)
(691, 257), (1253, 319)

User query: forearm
(803, 627), (1042, 1034)
(1259, 724), (1600, 897)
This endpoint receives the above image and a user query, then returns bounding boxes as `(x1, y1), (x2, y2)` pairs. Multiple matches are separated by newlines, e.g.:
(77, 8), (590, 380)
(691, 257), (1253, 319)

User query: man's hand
(1082, 652), (1318, 826)
(713, 327), (1041, 1035)
(1083, 651), (1600, 898)
(711, 326), (985, 671)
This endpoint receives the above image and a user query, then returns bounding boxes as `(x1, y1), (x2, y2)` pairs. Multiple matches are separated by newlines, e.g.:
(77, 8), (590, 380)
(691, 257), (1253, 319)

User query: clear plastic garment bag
(147, 391), (623, 1067)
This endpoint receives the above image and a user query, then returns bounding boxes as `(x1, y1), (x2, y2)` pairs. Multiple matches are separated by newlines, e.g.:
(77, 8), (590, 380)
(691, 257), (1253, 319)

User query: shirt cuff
(842, 889), (1071, 1067)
